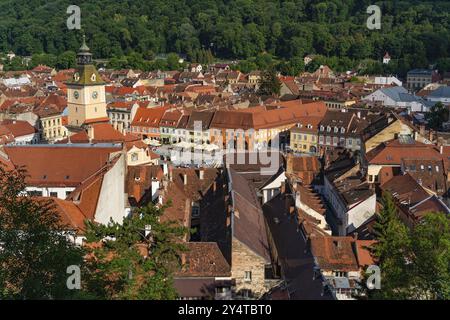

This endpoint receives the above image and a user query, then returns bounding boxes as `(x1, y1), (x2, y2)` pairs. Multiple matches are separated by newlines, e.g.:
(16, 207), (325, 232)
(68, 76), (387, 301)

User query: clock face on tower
(92, 91), (98, 99)
(73, 91), (80, 99)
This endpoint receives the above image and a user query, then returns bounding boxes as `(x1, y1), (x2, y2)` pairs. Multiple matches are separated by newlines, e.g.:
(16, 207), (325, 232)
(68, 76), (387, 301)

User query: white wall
(26, 186), (75, 200)
(323, 177), (375, 235)
(14, 133), (39, 145)
(261, 172), (286, 204)
(94, 153), (127, 225)
(346, 193), (377, 234)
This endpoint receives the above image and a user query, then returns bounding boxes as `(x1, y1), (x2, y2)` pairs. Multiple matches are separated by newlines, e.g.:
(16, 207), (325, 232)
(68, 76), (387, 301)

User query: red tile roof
(0, 120), (36, 138)
(3, 145), (121, 187)
(131, 106), (170, 128)
(367, 139), (442, 165)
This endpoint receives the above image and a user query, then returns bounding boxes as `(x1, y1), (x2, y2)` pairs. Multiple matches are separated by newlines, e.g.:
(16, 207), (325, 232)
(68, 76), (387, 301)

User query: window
(28, 191), (43, 197)
(244, 271), (252, 282)
(327, 126), (331, 132)
(333, 137), (338, 145)
(131, 153), (138, 162)
(50, 192), (58, 198)
(348, 138), (353, 145)
(66, 191), (72, 197)
(334, 271), (348, 277)
(326, 136), (331, 145)
(436, 166), (440, 172)
(192, 206), (200, 218)
(334, 127), (338, 133)
(241, 289), (252, 298)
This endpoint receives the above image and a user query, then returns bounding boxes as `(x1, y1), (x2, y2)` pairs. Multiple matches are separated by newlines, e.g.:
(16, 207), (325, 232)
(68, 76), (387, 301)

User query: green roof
(66, 64), (105, 86)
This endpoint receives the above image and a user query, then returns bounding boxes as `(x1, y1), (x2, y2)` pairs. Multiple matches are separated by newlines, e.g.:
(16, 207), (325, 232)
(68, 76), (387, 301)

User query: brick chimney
(183, 173), (188, 185)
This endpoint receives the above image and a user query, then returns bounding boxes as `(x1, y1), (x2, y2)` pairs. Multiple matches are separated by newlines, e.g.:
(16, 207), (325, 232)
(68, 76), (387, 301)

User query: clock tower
(66, 35), (108, 129)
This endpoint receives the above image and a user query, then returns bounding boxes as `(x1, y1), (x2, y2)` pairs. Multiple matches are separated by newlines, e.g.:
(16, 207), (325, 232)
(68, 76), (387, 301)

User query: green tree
(426, 102), (449, 130)
(0, 167), (83, 299)
(362, 193), (450, 300)
(409, 213), (450, 299)
(370, 193), (412, 299)
(166, 53), (181, 70)
(82, 203), (188, 300)
(257, 68), (281, 97)
(56, 51), (77, 70)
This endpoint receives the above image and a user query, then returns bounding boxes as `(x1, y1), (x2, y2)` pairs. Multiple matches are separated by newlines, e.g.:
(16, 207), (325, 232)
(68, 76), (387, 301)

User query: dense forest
(0, 0), (450, 75)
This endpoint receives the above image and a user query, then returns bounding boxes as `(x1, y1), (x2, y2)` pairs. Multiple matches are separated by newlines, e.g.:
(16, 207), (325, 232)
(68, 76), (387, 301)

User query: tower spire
(79, 34), (90, 53)
(77, 34), (92, 65)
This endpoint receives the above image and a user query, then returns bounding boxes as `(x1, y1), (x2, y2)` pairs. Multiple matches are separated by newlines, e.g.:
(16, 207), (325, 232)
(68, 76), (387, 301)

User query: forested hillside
(0, 0), (449, 74)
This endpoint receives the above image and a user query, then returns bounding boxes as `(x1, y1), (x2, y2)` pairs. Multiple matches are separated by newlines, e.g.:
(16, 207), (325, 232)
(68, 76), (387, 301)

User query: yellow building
(289, 117), (322, 155)
(66, 36), (108, 129)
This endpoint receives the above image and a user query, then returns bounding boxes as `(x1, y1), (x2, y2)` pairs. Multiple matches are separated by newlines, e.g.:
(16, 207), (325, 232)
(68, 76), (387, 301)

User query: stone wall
(231, 237), (269, 299)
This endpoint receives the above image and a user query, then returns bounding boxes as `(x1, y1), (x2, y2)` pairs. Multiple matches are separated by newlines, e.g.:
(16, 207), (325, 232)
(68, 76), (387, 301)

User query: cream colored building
(66, 37), (108, 128)
(40, 114), (68, 143)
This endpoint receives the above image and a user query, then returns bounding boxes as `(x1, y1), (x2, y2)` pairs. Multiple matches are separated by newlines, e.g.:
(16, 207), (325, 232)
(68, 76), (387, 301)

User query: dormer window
(320, 126), (324, 131)
(91, 74), (97, 82)
(341, 128), (345, 134)
(327, 126), (331, 132)
(297, 123), (302, 128)
(334, 127), (338, 133)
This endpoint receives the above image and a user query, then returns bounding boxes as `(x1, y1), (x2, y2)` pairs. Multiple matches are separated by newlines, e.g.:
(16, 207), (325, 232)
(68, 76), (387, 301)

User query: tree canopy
(364, 193), (450, 300)
(0, 0), (449, 76)
(82, 202), (188, 300)
(0, 166), (84, 299)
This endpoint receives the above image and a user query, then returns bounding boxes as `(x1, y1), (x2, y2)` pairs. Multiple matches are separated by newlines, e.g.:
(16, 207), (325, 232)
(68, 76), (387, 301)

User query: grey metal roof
(428, 86), (450, 99)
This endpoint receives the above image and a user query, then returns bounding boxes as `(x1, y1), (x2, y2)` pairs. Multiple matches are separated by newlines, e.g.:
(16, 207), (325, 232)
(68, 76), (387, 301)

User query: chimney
(440, 145), (444, 155)
(419, 125), (425, 137)
(280, 181), (286, 194)
(87, 125), (94, 142)
(199, 169), (204, 180)
(183, 173), (188, 185)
